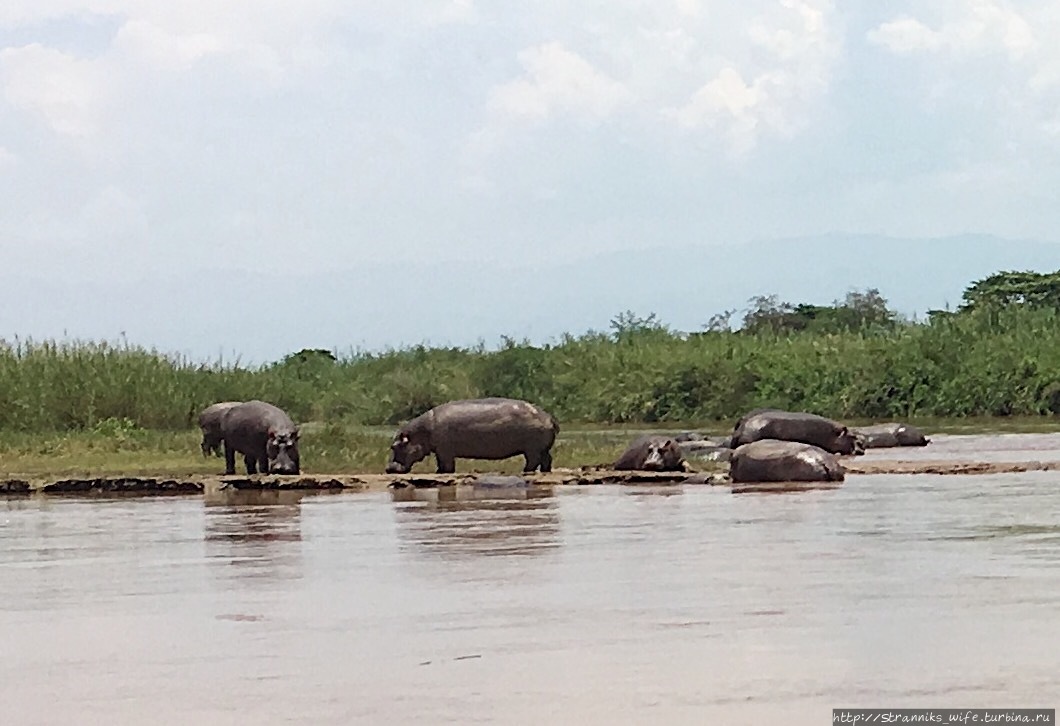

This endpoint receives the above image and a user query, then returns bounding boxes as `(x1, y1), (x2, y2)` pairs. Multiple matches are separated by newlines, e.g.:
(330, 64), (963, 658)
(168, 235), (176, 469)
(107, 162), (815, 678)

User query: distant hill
(2, 234), (1058, 363)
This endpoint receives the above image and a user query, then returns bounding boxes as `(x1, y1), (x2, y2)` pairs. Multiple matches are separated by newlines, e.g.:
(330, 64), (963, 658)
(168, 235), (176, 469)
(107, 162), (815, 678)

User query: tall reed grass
(1, 305), (1058, 433)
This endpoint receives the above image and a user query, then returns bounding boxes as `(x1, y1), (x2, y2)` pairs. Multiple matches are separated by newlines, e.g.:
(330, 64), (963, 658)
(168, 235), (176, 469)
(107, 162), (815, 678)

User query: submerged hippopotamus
(613, 436), (690, 472)
(730, 409), (864, 455)
(385, 398), (559, 474)
(198, 401), (242, 457)
(853, 423), (930, 448)
(220, 400), (301, 475)
(729, 440), (845, 483)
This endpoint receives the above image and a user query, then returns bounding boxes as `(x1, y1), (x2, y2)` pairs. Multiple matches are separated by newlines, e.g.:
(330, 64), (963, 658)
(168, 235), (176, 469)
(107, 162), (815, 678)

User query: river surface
(2, 439), (1059, 725)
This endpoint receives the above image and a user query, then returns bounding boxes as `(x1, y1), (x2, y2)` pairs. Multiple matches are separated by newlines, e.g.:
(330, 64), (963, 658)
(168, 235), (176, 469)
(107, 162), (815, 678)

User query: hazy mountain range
(4, 234), (1058, 364)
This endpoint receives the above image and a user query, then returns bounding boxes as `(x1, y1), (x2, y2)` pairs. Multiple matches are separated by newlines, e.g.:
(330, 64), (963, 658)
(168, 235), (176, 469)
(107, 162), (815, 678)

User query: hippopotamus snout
(642, 446), (667, 470)
(385, 461), (410, 474)
(269, 457), (299, 474)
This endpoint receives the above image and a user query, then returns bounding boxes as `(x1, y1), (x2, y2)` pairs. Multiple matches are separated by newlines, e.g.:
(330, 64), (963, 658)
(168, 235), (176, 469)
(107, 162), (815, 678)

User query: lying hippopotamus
(730, 409), (864, 455)
(853, 423), (930, 448)
(385, 398), (559, 474)
(613, 436), (691, 472)
(673, 435), (733, 463)
(729, 440), (845, 483)
(220, 400), (301, 475)
(198, 401), (242, 457)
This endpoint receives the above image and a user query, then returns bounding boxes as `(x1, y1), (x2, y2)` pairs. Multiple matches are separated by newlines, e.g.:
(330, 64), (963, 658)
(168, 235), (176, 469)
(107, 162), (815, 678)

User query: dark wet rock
(41, 478), (204, 494)
(221, 476), (346, 491)
(0, 479), (31, 494)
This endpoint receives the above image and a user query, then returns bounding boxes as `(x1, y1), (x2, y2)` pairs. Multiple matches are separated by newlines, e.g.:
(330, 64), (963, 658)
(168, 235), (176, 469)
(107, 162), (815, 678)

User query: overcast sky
(2, 1), (1060, 359)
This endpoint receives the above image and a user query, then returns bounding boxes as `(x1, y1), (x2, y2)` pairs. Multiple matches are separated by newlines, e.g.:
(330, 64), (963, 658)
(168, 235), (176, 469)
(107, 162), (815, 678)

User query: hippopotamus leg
(434, 452), (457, 474)
(224, 442), (237, 475)
(539, 449), (552, 473)
(244, 453), (258, 475)
(522, 452), (539, 472)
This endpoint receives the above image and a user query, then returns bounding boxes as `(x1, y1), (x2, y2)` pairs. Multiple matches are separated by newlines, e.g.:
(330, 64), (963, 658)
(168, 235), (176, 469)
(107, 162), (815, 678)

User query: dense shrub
(1, 305), (1058, 432)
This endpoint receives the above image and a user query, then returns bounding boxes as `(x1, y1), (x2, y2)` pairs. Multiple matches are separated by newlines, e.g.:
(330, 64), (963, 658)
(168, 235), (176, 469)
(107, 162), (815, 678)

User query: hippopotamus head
(642, 438), (683, 471)
(852, 431), (868, 455)
(266, 429), (300, 474)
(833, 427), (864, 456)
(386, 429), (430, 474)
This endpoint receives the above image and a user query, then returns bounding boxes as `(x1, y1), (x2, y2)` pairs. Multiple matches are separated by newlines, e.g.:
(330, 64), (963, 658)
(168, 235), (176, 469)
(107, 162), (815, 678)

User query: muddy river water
(2, 435), (1059, 725)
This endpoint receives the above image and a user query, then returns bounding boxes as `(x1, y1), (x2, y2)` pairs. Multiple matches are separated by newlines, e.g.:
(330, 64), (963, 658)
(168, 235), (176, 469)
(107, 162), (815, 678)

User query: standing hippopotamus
(613, 436), (690, 472)
(729, 440), (845, 483)
(198, 401), (242, 457)
(220, 400), (301, 475)
(385, 398), (559, 474)
(853, 423), (930, 448)
(730, 409), (864, 455)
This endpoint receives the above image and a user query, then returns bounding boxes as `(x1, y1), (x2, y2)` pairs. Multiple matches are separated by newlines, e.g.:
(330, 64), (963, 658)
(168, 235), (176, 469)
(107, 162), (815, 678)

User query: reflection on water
(203, 489), (308, 582)
(1, 435), (1060, 725)
(391, 485), (560, 559)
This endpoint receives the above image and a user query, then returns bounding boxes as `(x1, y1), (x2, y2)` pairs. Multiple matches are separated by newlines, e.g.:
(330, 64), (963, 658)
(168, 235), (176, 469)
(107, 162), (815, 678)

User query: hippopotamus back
(386, 398), (559, 474)
(220, 400), (301, 475)
(731, 410), (863, 455)
(198, 401), (242, 457)
(854, 423), (930, 448)
(730, 440), (845, 483)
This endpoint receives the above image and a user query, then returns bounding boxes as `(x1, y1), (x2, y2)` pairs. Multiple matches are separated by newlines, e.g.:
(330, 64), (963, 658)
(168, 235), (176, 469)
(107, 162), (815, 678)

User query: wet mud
(2, 459), (1059, 496)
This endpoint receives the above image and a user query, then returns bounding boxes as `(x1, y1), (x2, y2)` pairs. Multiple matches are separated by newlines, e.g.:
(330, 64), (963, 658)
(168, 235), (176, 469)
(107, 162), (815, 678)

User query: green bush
(1, 304), (1058, 432)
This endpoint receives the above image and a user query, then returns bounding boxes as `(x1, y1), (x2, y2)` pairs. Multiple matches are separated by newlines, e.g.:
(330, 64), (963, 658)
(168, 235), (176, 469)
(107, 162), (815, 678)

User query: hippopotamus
(197, 401), (242, 457)
(613, 436), (690, 472)
(674, 435), (733, 463)
(853, 423), (930, 448)
(385, 398), (559, 474)
(729, 440), (845, 483)
(220, 400), (301, 475)
(730, 409), (864, 455)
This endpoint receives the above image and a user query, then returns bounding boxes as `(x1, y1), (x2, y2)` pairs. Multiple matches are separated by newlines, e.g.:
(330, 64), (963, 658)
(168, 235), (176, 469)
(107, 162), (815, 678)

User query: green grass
(1, 417), (1055, 478)
(1, 305), (1059, 440)
(0, 425), (684, 477)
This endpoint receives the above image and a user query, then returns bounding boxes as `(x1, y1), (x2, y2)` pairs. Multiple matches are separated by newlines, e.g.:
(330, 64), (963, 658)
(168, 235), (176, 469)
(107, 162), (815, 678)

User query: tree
(609, 311), (673, 342)
(840, 288), (896, 328)
(741, 295), (801, 334)
(703, 308), (737, 333)
(741, 288), (898, 335)
(960, 270), (1060, 311)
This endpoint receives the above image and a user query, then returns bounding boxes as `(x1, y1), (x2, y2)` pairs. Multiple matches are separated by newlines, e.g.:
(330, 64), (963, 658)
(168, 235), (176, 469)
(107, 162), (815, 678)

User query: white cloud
(665, 0), (841, 153)
(0, 147), (15, 169)
(471, 0), (842, 162)
(868, 1), (1060, 140)
(112, 20), (227, 72)
(488, 42), (632, 123)
(0, 44), (108, 137)
(869, 2), (1035, 60)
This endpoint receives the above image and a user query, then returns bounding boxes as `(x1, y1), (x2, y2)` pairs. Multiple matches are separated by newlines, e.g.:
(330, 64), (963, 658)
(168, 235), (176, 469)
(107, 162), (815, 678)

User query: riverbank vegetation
(1, 271), (1058, 438)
